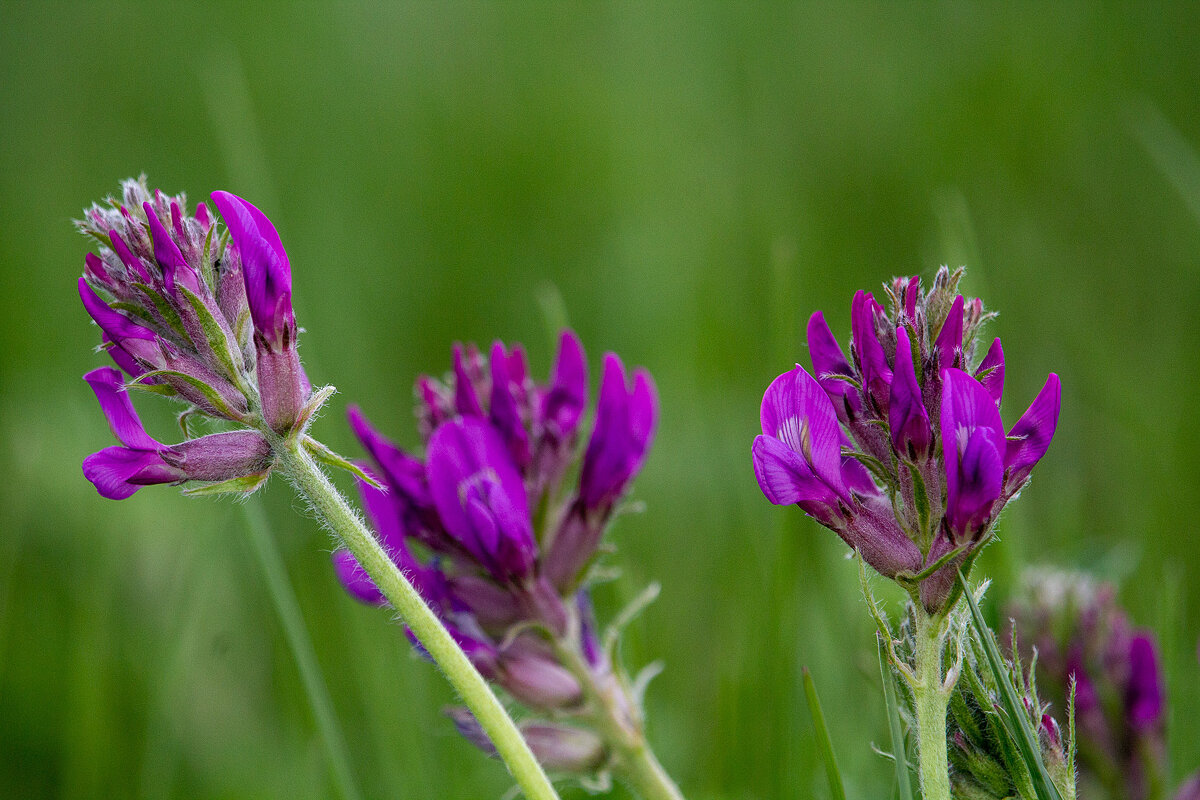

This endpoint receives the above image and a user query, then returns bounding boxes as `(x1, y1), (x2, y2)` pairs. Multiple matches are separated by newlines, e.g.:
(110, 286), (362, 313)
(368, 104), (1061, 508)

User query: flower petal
(1004, 373), (1061, 488)
(541, 329), (588, 437)
(934, 294), (965, 369)
(974, 337), (1005, 407)
(759, 365), (846, 498)
(210, 191), (292, 342)
(751, 435), (837, 506)
(331, 549), (387, 606)
(82, 446), (177, 499)
(888, 325), (931, 457)
(83, 367), (160, 450)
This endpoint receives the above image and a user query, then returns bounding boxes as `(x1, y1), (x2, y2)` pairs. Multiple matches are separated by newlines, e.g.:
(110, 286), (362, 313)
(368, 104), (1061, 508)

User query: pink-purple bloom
(752, 268), (1061, 610)
(332, 331), (657, 763)
(77, 178), (315, 499)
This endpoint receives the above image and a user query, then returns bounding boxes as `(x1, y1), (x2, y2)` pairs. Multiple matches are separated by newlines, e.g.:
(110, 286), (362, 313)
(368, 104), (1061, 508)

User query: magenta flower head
(1009, 569), (1167, 800)
(332, 332), (659, 775)
(77, 178), (325, 499)
(752, 267), (1061, 612)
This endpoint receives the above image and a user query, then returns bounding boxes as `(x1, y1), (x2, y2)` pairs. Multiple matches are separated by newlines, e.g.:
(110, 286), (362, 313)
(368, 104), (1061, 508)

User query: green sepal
(291, 385), (337, 437)
(123, 380), (178, 398)
(130, 370), (241, 420)
(179, 286), (245, 385)
(200, 221), (218, 290)
(182, 470), (271, 497)
(302, 436), (382, 489)
(906, 462), (933, 550)
(109, 301), (160, 329)
(132, 282), (189, 341)
(843, 449), (894, 488)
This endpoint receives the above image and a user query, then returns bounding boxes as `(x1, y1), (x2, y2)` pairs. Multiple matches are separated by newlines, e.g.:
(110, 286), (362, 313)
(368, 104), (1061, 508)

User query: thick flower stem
(553, 637), (685, 800)
(274, 442), (560, 800)
(912, 606), (951, 800)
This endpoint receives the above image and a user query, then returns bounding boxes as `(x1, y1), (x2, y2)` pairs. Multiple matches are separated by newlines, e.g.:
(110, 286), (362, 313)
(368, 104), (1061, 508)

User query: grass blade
(802, 667), (848, 800)
(877, 638), (915, 800)
(957, 569), (1063, 800)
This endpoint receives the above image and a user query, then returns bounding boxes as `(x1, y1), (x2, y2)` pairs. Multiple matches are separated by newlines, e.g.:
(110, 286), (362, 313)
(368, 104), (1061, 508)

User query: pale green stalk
(551, 634), (685, 800)
(912, 606), (951, 800)
(273, 442), (560, 800)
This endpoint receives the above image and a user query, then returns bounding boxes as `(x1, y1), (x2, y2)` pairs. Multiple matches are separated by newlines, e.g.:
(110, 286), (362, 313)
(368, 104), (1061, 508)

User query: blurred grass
(3, 2), (1200, 797)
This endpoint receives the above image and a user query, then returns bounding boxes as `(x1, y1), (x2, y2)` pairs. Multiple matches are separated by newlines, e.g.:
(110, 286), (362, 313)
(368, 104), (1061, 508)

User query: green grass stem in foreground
(273, 440), (561, 800)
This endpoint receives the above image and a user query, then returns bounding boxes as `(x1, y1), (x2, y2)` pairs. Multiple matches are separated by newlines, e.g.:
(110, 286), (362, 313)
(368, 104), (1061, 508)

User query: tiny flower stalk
(755, 268), (1063, 800)
(76, 179), (559, 800)
(332, 334), (685, 799)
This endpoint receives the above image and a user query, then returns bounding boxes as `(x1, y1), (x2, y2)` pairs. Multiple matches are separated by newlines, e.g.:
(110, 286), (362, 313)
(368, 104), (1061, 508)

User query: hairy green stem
(553, 634), (685, 800)
(241, 500), (363, 800)
(274, 443), (560, 800)
(913, 606), (951, 800)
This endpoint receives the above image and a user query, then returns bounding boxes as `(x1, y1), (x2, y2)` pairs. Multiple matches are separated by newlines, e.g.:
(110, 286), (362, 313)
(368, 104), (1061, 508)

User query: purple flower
(426, 417), (537, 582)
(81, 367), (270, 499)
(579, 353), (658, 511)
(209, 191), (293, 348)
(1127, 634), (1164, 732)
(752, 269), (1062, 611)
(335, 331), (658, 761)
(940, 367), (1006, 541)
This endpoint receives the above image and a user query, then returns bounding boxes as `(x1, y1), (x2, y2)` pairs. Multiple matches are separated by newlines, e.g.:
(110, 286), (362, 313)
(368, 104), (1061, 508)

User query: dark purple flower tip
(579, 353), (658, 510)
(1126, 633), (1165, 732)
(82, 446), (181, 499)
(426, 417), (536, 581)
(452, 343), (486, 417)
(210, 191), (293, 346)
(78, 278), (156, 346)
(84, 367), (160, 450)
(331, 549), (387, 606)
(758, 365), (847, 501)
(888, 325), (932, 458)
(142, 202), (197, 296)
(84, 252), (111, 286)
(107, 229), (149, 281)
(974, 337), (1005, 407)
(903, 275), (921, 319)
(934, 294), (965, 369)
(850, 290), (892, 405)
(542, 329), (588, 438)
(489, 340), (532, 468)
(1004, 373), (1062, 491)
(807, 311), (862, 420)
(940, 368), (1006, 539)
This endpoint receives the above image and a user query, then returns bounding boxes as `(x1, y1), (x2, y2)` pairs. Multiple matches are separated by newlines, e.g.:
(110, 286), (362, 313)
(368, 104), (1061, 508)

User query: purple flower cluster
(752, 268), (1061, 611)
(334, 332), (657, 768)
(77, 179), (310, 498)
(1008, 570), (1166, 800)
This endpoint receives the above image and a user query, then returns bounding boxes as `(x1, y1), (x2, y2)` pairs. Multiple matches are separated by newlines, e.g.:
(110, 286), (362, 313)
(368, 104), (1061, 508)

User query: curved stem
(274, 443), (560, 800)
(912, 606), (951, 800)
(552, 635), (685, 800)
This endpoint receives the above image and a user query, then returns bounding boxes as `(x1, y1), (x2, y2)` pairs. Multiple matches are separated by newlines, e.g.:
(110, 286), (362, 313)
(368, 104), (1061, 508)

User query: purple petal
(542, 329), (588, 437)
(82, 446), (178, 499)
(452, 343), (485, 417)
(888, 325), (932, 457)
(426, 417), (536, 580)
(578, 354), (658, 509)
(83, 367), (160, 450)
(934, 294), (964, 369)
(759, 365), (846, 500)
(1127, 633), (1164, 732)
(751, 435), (838, 507)
(489, 341), (532, 468)
(210, 191), (292, 343)
(101, 334), (146, 379)
(331, 549), (386, 605)
(143, 202), (197, 295)
(347, 405), (431, 504)
(940, 368), (1006, 538)
(903, 275), (920, 319)
(851, 290), (892, 404)
(1004, 373), (1062, 488)
(78, 278), (157, 344)
(807, 311), (862, 419)
(356, 470), (408, 553)
(108, 229), (149, 282)
(974, 337), (1005, 407)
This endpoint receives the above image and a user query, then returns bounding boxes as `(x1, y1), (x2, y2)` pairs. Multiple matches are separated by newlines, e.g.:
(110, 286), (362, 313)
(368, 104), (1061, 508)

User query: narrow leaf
(302, 436), (383, 488)
(878, 638), (915, 800)
(957, 569), (1063, 800)
(182, 470), (270, 496)
(803, 667), (848, 800)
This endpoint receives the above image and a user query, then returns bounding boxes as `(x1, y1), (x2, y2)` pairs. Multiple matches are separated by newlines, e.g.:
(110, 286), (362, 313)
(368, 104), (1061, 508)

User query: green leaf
(132, 282), (189, 341)
(182, 470), (270, 496)
(802, 668), (848, 800)
(302, 436), (382, 488)
(878, 638), (915, 800)
(957, 570), (1064, 800)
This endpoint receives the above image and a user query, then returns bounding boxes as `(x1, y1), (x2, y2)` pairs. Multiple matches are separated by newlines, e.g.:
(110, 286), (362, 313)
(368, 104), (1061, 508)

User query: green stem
(552, 635), (685, 800)
(241, 500), (363, 800)
(274, 443), (560, 800)
(913, 606), (951, 800)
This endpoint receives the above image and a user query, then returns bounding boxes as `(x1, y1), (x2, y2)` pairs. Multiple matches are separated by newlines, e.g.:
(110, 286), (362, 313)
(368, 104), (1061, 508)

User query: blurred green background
(3, 3), (1200, 798)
